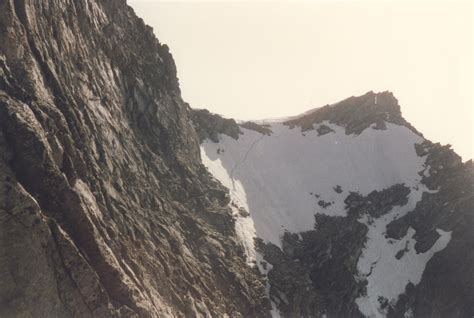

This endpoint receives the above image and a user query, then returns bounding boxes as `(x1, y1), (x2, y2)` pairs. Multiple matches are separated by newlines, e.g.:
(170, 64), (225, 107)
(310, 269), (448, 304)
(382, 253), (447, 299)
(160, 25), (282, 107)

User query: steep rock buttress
(0, 0), (268, 316)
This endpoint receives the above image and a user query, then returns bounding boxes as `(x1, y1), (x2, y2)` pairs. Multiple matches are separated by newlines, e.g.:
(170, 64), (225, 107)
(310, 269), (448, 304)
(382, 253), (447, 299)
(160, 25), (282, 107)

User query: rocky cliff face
(197, 92), (473, 318)
(1, 1), (472, 317)
(0, 0), (269, 316)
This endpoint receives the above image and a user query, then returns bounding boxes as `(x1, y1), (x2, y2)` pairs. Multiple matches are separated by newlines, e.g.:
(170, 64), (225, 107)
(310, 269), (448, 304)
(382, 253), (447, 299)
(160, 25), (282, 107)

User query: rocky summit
(197, 91), (474, 318)
(0, 1), (472, 318)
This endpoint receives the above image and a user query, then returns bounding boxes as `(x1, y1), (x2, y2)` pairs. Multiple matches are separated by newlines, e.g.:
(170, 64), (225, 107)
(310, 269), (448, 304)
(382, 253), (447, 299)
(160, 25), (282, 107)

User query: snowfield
(200, 120), (451, 317)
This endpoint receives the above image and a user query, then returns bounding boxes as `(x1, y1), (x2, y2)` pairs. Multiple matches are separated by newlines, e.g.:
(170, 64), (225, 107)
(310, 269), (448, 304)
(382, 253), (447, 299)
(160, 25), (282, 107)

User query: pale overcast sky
(128, 0), (473, 160)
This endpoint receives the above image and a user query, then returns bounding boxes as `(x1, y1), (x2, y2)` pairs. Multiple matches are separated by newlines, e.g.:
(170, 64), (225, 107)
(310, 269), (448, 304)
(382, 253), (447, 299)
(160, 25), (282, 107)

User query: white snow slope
(200, 120), (451, 317)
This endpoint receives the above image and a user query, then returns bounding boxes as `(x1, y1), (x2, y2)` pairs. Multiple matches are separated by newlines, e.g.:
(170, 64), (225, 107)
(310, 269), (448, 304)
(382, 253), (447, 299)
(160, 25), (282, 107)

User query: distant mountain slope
(196, 91), (474, 318)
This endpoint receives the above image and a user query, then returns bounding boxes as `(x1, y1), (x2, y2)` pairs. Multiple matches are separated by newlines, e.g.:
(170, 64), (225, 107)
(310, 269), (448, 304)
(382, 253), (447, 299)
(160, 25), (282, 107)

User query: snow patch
(202, 122), (426, 248)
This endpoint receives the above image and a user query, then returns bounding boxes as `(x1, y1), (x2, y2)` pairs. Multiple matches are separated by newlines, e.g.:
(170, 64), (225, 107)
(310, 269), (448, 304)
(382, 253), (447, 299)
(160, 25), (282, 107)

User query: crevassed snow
(200, 121), (451, 317)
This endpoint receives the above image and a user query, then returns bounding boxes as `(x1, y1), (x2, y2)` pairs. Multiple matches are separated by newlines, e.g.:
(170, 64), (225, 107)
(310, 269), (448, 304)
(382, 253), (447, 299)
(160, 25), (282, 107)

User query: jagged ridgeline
(0, 1), (473, 318)
(195, 91), (474, 318)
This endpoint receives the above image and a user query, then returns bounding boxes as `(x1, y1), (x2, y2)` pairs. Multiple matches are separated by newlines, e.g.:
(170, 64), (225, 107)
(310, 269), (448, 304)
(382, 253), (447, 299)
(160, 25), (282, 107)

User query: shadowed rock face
(256, 213), (368, 318)
(387, 143), (474, 318)
(0, 0), (269, 316)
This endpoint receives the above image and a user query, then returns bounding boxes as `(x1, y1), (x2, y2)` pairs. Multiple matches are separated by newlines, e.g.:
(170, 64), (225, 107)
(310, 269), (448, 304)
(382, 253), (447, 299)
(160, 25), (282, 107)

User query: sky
(128, 0), (473, 160)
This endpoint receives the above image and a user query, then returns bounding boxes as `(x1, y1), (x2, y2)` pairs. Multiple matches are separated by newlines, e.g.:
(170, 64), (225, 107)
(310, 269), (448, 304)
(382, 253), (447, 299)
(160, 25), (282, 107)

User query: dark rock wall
(387, 143), (474, 318)
(0, 0), (268, 316)
(257, 213), (367, 318)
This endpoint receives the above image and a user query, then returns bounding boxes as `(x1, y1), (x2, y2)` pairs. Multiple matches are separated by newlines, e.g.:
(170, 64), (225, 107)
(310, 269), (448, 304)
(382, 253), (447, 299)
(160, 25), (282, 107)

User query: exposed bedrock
(0, 0), (269, 316)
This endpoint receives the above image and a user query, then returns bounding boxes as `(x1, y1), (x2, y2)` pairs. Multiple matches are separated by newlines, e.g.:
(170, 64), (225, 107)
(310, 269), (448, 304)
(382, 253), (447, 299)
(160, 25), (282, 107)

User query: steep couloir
(0, 0), (269, 317)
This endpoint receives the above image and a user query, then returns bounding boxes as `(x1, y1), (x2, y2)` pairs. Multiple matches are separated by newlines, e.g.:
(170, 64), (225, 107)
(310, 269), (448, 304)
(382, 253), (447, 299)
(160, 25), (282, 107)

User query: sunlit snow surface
(200, 121), (451, 317)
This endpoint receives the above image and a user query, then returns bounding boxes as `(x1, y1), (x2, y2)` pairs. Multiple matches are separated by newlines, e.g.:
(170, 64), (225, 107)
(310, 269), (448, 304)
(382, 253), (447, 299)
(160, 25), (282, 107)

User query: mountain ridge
(0, 0), (472, 317)
(192, 90), (424, 144)
(197, 93), (473, 317)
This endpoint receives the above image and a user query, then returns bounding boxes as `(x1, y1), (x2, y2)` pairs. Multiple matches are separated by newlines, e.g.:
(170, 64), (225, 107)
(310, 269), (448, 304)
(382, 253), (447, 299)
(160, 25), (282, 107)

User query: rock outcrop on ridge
(0, 0), (268, 316)
(284, 91), (421, 136)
